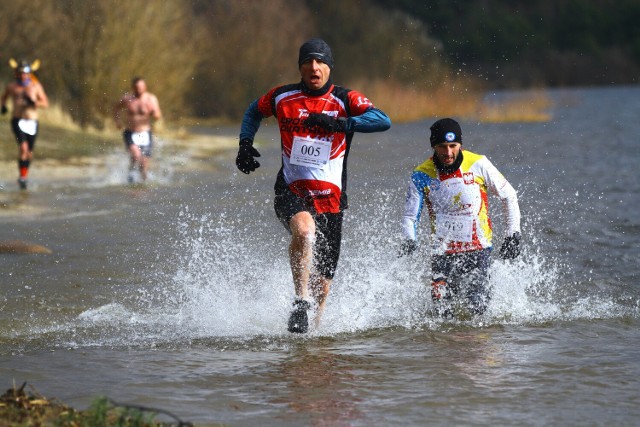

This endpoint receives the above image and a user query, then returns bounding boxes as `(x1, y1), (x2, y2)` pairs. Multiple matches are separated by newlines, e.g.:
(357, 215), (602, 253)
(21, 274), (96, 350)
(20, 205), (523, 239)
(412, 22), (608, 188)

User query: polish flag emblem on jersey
(463, 172), (475, 184)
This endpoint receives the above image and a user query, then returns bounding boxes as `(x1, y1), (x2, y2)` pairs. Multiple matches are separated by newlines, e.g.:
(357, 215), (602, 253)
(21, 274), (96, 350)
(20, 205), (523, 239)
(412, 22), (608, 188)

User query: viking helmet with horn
(9, 58), (40, 74)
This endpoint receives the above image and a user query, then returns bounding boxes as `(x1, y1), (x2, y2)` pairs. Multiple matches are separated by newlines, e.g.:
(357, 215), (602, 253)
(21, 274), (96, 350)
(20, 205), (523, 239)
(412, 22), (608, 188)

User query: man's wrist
(337, 117), (348, 132)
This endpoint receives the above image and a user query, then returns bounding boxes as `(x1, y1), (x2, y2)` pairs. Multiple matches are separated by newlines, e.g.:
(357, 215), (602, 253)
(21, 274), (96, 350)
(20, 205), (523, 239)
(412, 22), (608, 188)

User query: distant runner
(1, 59), (49, 190)
(113, 77), (162, 183)
(400, 118), (521, 318)
(236, 38), (391, 333)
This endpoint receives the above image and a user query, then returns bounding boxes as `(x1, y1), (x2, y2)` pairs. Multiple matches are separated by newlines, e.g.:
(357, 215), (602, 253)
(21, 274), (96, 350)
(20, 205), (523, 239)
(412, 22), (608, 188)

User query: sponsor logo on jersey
(356, 96), (372, 107)
(308, 188), (332, 196)
(280, 116), (308, 133)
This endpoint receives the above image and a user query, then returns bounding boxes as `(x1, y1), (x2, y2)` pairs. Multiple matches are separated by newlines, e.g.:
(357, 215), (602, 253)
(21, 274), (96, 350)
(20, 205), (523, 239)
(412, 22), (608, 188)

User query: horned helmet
(9, 58), (40, 75)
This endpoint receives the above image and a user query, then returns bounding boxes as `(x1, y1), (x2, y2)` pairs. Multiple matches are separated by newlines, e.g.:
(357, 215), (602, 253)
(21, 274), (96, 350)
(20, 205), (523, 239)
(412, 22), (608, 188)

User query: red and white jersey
(256, 83), (375, 214)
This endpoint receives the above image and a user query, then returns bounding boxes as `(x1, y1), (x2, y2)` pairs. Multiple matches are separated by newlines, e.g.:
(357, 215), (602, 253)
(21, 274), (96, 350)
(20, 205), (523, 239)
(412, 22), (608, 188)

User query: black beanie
(298, 38), (334, 69)
(429, 118), (462, 147)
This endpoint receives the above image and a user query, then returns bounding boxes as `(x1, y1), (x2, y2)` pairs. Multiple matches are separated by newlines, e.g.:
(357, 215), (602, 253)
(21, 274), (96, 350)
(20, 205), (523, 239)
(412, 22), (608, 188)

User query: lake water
(1, 86), (639, 426)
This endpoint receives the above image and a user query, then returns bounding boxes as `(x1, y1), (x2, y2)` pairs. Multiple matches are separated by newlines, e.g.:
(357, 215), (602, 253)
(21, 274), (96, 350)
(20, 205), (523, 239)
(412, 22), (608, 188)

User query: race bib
(18, 119), (37, 136)
(289, 136), (331, 169)
(131, 131), (150, 147)
(435, 214), (474, 242)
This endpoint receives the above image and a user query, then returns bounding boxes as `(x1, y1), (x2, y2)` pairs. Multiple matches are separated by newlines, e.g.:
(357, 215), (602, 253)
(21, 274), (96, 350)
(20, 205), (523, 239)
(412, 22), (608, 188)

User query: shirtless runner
(112, 77), (162, 183)
(1, 59), (49, 190)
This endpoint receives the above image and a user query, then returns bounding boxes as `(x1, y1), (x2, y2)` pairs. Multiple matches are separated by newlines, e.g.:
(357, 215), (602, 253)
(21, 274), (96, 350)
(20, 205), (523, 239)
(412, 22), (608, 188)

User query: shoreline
(0, 127), (238, 184)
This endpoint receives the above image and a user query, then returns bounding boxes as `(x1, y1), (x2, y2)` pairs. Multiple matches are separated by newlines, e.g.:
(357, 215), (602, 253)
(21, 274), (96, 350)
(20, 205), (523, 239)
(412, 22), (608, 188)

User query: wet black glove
(1, 105), (7, 115)
(304, 113), (348, 132)
(398, 239), (417, 257)
(236, 139), (261, 174)
(499, 232), (521, 259)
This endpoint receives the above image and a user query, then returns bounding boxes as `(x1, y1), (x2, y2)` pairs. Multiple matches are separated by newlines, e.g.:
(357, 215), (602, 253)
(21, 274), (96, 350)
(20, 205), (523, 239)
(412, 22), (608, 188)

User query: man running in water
(1, 59), (49, 190)
(113, 77), (162, 183)
(400, 118), (521, 318)
(236, 38), (391, 333)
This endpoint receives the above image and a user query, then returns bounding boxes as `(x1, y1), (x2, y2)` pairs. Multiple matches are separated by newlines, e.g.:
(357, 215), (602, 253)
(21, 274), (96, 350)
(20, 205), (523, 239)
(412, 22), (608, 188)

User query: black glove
(304, 113), (347, 132)
(236, 139), (261, 174)
(1, 105), (7, 115)
(398, 239), (417, 257)
(499, 232), (521, 259)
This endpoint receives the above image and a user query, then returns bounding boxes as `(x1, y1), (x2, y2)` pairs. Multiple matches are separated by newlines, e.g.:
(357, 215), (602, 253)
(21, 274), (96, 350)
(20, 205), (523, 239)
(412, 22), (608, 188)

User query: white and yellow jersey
(402, 150), (520, 255)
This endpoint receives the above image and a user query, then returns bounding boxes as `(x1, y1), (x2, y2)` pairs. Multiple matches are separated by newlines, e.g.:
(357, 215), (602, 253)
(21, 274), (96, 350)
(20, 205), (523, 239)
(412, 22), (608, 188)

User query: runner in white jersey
(400, 118), (521, 318)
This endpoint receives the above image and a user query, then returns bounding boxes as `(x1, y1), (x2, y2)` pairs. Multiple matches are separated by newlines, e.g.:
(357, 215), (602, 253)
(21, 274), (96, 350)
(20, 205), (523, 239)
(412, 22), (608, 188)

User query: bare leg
(139, 156), (149, 181)
(288, 211), (316, 300)
(309, 273), (332, 328)
(286, 211), (317, 333)
(128, 145), (143, 182)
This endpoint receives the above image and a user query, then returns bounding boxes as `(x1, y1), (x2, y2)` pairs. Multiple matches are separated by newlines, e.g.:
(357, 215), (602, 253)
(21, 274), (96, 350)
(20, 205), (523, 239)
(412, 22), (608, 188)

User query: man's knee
(290, 212), (315, 240)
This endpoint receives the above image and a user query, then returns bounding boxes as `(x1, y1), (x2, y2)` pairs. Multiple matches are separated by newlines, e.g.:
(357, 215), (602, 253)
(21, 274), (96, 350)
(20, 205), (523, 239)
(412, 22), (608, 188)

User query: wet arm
(151, 95), (162, 121)
(482, 158), (521, 235)
(501, 192), (521, 235)
(345, 107), (391, 133)
(35, 84), (48, 109)
(1, 87), (8, 109)
(239, 100), (264, 142)
(402, 174), (425, 241)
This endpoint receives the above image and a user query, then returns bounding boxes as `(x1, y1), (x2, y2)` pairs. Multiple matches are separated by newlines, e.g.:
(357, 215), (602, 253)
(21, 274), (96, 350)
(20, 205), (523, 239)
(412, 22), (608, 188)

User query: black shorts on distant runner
(11, 118), (38, 151)
(274, 187), (343, 279)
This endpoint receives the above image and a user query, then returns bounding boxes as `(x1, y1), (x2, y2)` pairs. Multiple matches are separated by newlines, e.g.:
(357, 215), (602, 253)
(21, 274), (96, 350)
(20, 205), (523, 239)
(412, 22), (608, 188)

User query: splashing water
(59, 132), (638, 347)
(105, 187), (634, 344)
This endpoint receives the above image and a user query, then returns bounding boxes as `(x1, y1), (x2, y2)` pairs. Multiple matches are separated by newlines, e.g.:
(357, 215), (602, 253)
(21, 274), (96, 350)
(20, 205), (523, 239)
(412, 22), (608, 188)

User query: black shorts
(123, 130), (153, 157)
(11, 118), (38, 151)
(431, 248), (492, 305)
(274, 187), (343, 279)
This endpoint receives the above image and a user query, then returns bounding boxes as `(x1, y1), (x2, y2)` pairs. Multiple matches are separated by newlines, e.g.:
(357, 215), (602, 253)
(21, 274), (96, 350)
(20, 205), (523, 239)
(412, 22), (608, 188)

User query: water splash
(139, 190), (636, 340)
(48, 185), (636, 348)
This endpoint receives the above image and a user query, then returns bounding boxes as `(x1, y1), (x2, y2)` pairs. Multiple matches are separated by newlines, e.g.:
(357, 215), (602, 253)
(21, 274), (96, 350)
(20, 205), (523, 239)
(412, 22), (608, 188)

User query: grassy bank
(0, 382), (206, 426)
(0, 118), (112, 162)
(0, 107), (239, 187)
(0, 106), (238, 164)
(357, 80), (553, 123)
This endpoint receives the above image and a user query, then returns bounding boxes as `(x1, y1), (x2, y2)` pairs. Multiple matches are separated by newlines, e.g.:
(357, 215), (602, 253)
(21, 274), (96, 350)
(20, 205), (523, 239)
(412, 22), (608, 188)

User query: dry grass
(37, 103), (236, 145)
(477, 89), (553, 122)
(350, 78), (478, 122)
(35, 82), (553, 145)
(350, 78), (553, 123)
(38, 103), (88, 132)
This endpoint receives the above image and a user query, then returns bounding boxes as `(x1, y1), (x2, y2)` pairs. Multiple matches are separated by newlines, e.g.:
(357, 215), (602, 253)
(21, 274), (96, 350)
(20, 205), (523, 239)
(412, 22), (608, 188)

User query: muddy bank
(0, 382), (196, 426)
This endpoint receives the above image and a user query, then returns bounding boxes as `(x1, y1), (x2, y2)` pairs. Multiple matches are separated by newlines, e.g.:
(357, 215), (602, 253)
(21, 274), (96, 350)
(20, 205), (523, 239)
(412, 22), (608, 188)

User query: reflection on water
(270, 340), (363, 426)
